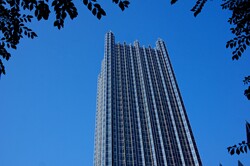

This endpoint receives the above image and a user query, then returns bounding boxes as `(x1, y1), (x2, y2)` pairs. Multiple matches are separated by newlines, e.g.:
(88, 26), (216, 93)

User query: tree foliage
(0, 0), (130, 76)
(190, 0), (207, 17)
(1, 0), (249, 78)
(227, 141), (250, 155)
(186, 0), (250, 100)
(244, 76), (250, 100)
(222, 0), (250, 60)
(183, 0), (250, 157)
(189, 0), (250, 60)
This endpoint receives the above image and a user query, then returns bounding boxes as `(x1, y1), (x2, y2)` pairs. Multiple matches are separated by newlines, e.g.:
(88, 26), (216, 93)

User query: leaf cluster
(222, 0), (250, 60)
(170, 0), (178, 5)
(227, 141), (250, 155)
(186, 0), (250, 60)
(190, 0), (207, 17)
(0, 0), (130, 76)
(243, 76), (250, 100)
(112, 0), (130, 11)
(0, 0), (37, 75)
(83, 0), (106, 20)
(243, 76), (250, 85)
(220, 1), (250, 100)
(52, 0), (78, 29)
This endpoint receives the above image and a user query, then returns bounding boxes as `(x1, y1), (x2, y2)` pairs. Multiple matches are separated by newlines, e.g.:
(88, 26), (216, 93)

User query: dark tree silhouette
(187, 0), (250, 100)
(227, 141), (250, 155)
(173, 0), (250, 60)
(244, 76), (250, 100)
(227, 122), (250, 155)
(0, 0), (129, 76)
(1, 1), (249, 100)
(173, 0), (250, 156)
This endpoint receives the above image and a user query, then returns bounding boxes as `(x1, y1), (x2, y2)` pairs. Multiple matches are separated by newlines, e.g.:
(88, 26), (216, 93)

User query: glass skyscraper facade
(94, 32), (202, 166)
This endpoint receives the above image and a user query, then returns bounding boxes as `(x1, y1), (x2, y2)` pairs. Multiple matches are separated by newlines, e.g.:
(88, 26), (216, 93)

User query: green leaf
(62, 12), (67, 19)
(83, 0), (88, 5)
(243, 44), (246, 50)
(11, 45), (17, 49)
(240, 146), (244, 153)
(119, 1), (125, 11)
(88, 2), (92, 10)
(236, 148), (240, 155)
(113, 0), (119, 4)
(52, 0), (57, 6)
(240, 47), (244, 53)
(246, 39), (250, 46)
(230, 148), (235, 155)
(92, 8), (97, 16)
(37, 14), (42, 21)
(171, 0), (178, 5)
(35, 9), (38, 17)
(94, 4), (101, 8)
(99, 8), (106, 16)
(244, 146), (247, 153)
(123, 1), (130, 5)
(31, 32), (37, 37)
(238, 51), (241, 57)
(54, 20), (58, 27)
(30, 4), (34, 10)
(97, 12), (101, 19)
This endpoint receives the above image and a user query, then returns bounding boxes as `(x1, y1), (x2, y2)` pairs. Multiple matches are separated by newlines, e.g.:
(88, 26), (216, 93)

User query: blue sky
(1, 0), (250, 166)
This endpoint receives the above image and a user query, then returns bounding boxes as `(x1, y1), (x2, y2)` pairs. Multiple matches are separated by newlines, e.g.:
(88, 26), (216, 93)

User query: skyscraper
(94, 32), (202, 166)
